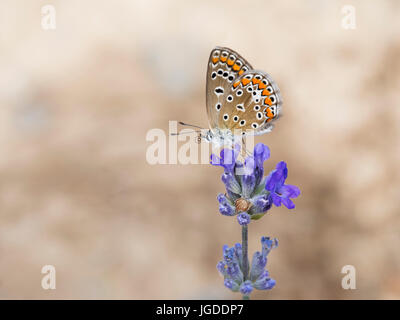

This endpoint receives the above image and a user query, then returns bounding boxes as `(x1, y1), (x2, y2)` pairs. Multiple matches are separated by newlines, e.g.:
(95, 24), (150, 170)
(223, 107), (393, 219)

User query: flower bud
(235, 198), (252, 212)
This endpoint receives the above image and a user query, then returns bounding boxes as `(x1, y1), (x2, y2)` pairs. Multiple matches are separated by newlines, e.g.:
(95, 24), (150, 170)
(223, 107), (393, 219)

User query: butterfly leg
(241, 136), (252, 157)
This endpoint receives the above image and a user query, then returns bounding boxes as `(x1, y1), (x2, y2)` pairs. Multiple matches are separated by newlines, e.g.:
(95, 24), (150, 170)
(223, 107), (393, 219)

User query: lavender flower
(211, 143), (300, 225)
(211, 143), (300, 299)
(265, 161), (301, 209)
(217, 237), (277, 294)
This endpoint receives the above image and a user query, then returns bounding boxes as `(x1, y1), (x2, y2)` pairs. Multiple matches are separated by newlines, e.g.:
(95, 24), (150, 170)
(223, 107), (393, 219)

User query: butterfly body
(204, 47), (282, 146)
(204, 128), (240, 148)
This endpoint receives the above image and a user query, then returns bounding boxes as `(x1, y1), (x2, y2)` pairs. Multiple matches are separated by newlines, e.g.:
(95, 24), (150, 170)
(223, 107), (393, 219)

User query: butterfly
(177, 47), (282, 149)
(199, 46), (282, 147)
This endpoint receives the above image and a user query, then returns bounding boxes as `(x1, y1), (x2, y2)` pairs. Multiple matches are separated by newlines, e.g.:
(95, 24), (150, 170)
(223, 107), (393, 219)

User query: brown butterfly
(180, 47), (282, 148)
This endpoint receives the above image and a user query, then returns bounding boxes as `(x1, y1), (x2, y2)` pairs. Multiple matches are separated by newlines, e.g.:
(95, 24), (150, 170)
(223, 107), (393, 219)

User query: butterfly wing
(206, 47), (253, 130)
(218, 69), (282, 135)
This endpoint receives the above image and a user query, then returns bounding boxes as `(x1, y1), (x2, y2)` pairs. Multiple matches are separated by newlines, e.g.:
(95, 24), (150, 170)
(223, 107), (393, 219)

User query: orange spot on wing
(212, 57), (219, 64)
(233, 81), (241, 88)
(262, 89), (270, 96)
(227, 59), (235, 66)
(252, 78), (261, 84)
(238, 69), (244, 75)
(220, 56), (227, 62)
(241, 78), (251, 86)
(266, 118), (273, 123)
(264, 97), (272, 106)
(233, 64), (240, 71)
(266, 107), (274, 118)
(258, 82), (267, 89)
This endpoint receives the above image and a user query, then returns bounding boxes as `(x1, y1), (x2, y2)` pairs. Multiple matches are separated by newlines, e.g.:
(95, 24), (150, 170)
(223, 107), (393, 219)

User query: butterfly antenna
(170, 129), (202, 136)
(178, 121), (204, 130)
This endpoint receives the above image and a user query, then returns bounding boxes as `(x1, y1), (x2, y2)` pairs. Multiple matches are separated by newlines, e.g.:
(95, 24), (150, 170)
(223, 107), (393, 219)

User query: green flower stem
(242, 224), (249, 299)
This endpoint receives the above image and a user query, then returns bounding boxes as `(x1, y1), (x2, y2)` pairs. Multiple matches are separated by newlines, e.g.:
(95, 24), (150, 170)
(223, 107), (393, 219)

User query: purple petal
(271, 193), (282, 206)
(274, 171), (286, 190)
(276, 161), (287, 171)
(211, 147), (240, 172)
(282, 197), (295, 209)
(244, 156), (255, 173)
(254, 143), (270, 162)
(217, 261), (227, 275)
(261, 237), (278, 257)
(223, 246), (235, 262)
(282, 184), (301, 198)
(219, 203), (235, 216)
(219, 148), (237, 171)
(252, 194), (272, 213)
(276, 161), (288, 179)
(237, 212), (251, 225)
(255, 277), (276, 290)
(210, 153), (221, 166)
(239, 281), (253, 295)
(265, 170), (278, 191)
(217, 193), (227, 204)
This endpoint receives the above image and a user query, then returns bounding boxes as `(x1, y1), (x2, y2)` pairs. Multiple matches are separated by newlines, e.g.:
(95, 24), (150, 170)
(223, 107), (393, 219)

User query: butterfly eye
(257, 112), (263, 120)
(217, 69), (223, 76)
(254, 105), (260, 111)
(227, 95), (233, 102)
(241, 131), (246, 136)
(222, 71), (229, 78)
(223, 114), (229, 121)
(252, 123), (259, 129)
(211, 72), (217, 80)
(239, 120), (246, 126)
(247, 86), (253, 92)
(236, 90), (243, 96)
(215, 103), (222, 111)
(233, 115), (239, 122)
(228, 75), (234, 82)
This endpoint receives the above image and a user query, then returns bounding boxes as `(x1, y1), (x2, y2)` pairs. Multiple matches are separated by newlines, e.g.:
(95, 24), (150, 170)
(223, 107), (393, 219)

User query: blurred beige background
(0, 0), (399, 299)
